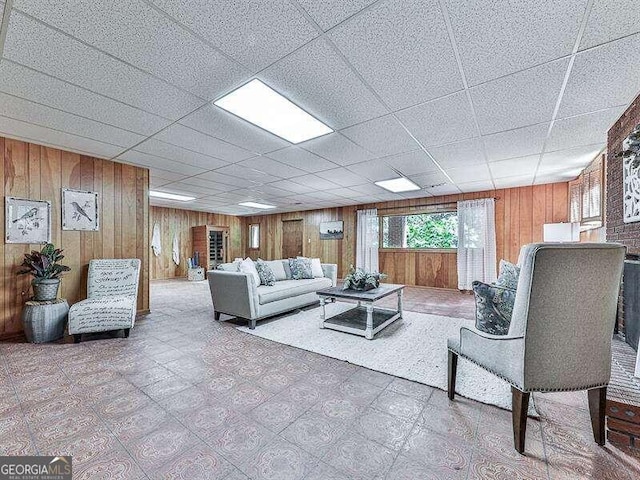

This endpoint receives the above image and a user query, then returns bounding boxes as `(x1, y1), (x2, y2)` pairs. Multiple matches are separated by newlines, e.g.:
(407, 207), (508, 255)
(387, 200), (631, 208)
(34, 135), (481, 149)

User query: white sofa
(208, 260), (337, 329)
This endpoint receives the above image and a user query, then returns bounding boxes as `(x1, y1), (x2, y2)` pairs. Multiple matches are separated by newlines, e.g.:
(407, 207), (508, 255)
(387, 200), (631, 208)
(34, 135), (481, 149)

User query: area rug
(237, 303), (538, 416)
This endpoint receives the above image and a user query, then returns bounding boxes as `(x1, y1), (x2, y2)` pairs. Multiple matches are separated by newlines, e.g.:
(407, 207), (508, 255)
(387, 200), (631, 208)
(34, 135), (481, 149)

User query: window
(381, 212), (458, 249)
(248, 224), (260, 249)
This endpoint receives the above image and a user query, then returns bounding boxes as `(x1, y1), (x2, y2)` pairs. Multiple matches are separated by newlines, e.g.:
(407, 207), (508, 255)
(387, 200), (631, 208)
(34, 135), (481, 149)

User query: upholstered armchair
(68, 259), (141, 343)
(448, 243), (624, 453)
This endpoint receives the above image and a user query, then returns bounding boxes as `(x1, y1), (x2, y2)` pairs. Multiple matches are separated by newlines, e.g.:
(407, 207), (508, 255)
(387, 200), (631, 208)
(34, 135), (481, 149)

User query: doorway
(282, 219), (303, 258)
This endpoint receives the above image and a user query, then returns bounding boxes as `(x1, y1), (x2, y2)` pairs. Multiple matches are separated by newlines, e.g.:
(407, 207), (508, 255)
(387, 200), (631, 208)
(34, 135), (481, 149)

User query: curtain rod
(376, 197), (499, 212)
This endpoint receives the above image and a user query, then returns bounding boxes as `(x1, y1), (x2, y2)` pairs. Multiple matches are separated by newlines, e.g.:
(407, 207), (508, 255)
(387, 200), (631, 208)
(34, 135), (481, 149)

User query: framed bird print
(5, 197), (51, 244)
(62, 188), (99, 231)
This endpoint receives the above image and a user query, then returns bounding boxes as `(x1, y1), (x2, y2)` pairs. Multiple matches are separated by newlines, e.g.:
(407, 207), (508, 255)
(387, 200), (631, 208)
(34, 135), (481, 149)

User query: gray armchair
(448, 243), (625, 453)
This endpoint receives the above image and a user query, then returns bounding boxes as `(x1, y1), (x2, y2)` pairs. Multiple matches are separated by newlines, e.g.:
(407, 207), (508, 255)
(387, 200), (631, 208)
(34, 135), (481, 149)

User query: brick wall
(607, 94), (640, 254)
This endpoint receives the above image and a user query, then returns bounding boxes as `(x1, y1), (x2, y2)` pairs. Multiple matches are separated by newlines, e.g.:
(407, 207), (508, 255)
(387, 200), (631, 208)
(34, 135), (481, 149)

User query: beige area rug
(237, 303), (538, 416)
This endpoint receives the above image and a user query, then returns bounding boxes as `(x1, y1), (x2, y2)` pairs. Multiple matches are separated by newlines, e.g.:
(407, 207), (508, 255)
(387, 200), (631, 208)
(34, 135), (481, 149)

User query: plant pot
(32, 278), (60, 301)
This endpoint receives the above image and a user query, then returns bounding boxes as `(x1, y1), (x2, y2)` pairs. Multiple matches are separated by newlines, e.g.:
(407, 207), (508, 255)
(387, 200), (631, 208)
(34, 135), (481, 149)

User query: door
(282, 220), (303, 258)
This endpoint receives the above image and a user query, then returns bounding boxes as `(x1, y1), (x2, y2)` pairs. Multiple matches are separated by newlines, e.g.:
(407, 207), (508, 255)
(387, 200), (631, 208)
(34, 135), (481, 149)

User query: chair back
(510, 243), (624, 391)
(87, 259), (141, 298)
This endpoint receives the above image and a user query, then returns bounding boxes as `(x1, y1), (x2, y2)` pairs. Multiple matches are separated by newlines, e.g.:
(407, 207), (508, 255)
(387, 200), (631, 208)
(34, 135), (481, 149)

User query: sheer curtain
(457, 199), (497, 290)
(356, 209), (379, 272)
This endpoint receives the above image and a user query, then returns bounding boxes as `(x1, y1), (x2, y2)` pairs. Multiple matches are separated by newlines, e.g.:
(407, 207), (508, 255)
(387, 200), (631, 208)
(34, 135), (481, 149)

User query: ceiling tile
(446, 163), (491, 183)
(0, 91), (144, 147)
(13, 0), (249, 100)
(381, 150), (440, 176)
(483, 123), (550, 162)
(580, 0), (640, 50)
(458, 180), (495, 193)
(398, 189), (432, 200)
(558, 34), (640, 118)
(299, 133), (373, 165)
(290, 174), (340, 191)
(546, 107), (623, 151)
(236, 157), (307, 179)
(153, 124), (254, 162)
(534, 173), (578, 185)
(247, 184), (293, 198)
(470, 58), (569, 134)
(340, 115), (418, 157)
(315, 168), (368, 187)
(0, 115), (124, 158)
(329, 0), (462, 110)
(150, 184), (211, 198)
(349, 183), (389, 196)
(493, 175), (534, 189)
(4, 13), (204, 120)
(196, 170), (261, 188)
(410, 171), (450, 188)
(0, 61), (170, 135)
(296, 0), (377, 30)
(539, 143), (603, 173)
(489, 155), (540, 179)
(259, 38), (387, 129)
(445, 0), (588, 85)
(265, 147), (338, 173)
(214, 165), (277, 184)
(179, 106), (288, 154)
(347, 158), (396, 182)
(266, 179), (317, 194)
(149, 0), (317, 71)
(397, 92), (476, 147)
(149, 168), (189, 183)
(427, 183), (461, 196)
(429, 138), (486, 170)
(132, 138), (228, 170)
(117, 150), (206, 175)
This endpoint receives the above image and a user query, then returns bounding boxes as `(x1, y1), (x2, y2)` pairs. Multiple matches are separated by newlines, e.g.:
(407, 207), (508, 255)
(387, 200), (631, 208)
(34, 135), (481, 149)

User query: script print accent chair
(68, 259), (141, 343)
(447, 243), (625, 453)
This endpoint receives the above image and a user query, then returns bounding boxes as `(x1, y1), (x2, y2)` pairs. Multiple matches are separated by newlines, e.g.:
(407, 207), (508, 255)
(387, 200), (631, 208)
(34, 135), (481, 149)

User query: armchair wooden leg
(123, 328), (130, 338)
(512, 387), (530, 454)
(214, 311), (221, 321)
(588, 386), (607, 446)
(447, 350), (458, 400)
(249, 318), (256, 330)
(73, 334), (82, 344)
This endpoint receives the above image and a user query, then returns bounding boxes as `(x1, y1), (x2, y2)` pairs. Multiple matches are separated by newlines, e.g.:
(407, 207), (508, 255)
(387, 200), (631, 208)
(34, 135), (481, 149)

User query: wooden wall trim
(1, 135), (149, 336)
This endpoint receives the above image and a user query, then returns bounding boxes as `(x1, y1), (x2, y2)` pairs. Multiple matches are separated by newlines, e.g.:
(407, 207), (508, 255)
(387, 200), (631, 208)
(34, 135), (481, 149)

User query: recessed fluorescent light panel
(149, 190), (195, 201)
(214, 79), (333, 144)
(239, 201), (276, 210)
(375, 177), (421, 193)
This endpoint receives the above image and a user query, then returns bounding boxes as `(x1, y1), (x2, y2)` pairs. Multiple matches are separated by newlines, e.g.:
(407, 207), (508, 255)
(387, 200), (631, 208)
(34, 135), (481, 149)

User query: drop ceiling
(0, 0), (638, 215)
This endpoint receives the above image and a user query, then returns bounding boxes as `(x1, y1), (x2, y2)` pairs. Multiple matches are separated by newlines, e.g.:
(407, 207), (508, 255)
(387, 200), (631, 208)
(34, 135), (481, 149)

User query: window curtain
(356, 209), (379, 272)
(457, 199), (497, 290)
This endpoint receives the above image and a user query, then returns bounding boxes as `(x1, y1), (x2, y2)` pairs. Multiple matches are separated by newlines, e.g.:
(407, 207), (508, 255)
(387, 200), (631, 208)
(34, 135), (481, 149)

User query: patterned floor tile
(150, 442), (234, 480)
(402, 425), (473, 473)
(206, 416), (276, 465)
(354, 407), (414, 451)
(73, 447), (146, 480)
(281, 410), (351, 457)
(323, 432), (396, 480)
(107, 403), (171, 443)
(371, 390), (426, 421)
(240, 437), (318, 480)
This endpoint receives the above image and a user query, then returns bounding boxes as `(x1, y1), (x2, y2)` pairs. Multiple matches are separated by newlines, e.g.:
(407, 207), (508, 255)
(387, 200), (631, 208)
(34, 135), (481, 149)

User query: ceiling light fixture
(239, 201), (276, 210)
(375, 177), (421, 193)
(214, 79), (333, 144)
(149, 191), (195, 201)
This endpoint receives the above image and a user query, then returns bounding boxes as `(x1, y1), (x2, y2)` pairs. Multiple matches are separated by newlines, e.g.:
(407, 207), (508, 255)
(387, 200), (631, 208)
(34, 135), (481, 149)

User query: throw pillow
(297, 256), (324, 278)
(265, 260), (287, 281)
(238, 257), (260, 286)
(496, 260), (520, 290)
(282, 260), (293, 280)
(289, 257), (313, 280)
(216, 262), (239, 272)
(472, 281), (516, 336)
(255, 260), (276, 286)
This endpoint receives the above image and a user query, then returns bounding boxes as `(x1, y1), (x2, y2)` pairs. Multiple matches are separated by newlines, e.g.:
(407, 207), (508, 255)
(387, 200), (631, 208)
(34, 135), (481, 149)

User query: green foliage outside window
(382, 212), (458, 249)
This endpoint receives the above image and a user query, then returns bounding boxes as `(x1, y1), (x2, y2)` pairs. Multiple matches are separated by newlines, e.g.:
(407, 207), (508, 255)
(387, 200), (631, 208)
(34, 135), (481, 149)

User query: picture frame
(62, 188), (99, 231)
(320, 220), (344, 240)
(5, 197), (51, 244)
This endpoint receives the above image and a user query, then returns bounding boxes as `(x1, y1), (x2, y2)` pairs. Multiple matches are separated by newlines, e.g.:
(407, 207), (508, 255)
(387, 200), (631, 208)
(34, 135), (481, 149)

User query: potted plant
(18, 243), (71, 301)
(342, 265), (386, 291)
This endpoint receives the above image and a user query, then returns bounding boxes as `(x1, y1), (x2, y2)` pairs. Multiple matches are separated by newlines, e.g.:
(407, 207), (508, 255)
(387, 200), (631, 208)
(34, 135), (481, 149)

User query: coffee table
(316, 284), (405, 340)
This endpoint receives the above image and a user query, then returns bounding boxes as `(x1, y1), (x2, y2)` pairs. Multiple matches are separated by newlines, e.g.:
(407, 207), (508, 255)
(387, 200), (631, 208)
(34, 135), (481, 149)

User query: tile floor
(1, 280), (639, 479)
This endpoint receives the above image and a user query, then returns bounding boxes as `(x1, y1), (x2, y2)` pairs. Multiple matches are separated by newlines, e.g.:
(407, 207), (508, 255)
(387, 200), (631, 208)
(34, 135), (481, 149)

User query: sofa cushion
(265, 260), (287, 281)
(256, 260), (276, 286)
(289, 258), (313, 280)
(217, 262), (239, 272)
(472, 280), (515, 335)
(257, 278), (332, 305)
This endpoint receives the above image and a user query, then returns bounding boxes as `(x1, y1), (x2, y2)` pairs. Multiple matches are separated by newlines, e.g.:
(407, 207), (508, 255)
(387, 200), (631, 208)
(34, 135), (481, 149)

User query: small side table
(22, 299), (69, 343)
(188, 267), (205, 281)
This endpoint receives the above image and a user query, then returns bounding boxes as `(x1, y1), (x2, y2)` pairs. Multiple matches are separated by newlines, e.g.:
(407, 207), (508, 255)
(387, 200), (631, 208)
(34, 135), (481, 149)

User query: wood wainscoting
(149, 206), (243, 280)
(1, 136), (150, 337)
(242, 183), (569, 289)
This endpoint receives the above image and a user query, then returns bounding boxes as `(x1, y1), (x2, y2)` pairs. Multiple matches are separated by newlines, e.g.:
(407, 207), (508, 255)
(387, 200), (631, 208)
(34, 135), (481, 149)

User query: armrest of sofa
(321, 263), (338, 287)
(207, 270), (258, 319)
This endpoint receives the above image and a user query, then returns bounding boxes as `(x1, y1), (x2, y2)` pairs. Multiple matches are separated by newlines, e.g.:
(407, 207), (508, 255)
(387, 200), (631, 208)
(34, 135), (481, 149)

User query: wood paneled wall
(1, 136), (149, 337)
(242, 183), (569, 289)
(149, 206), (243, 280)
